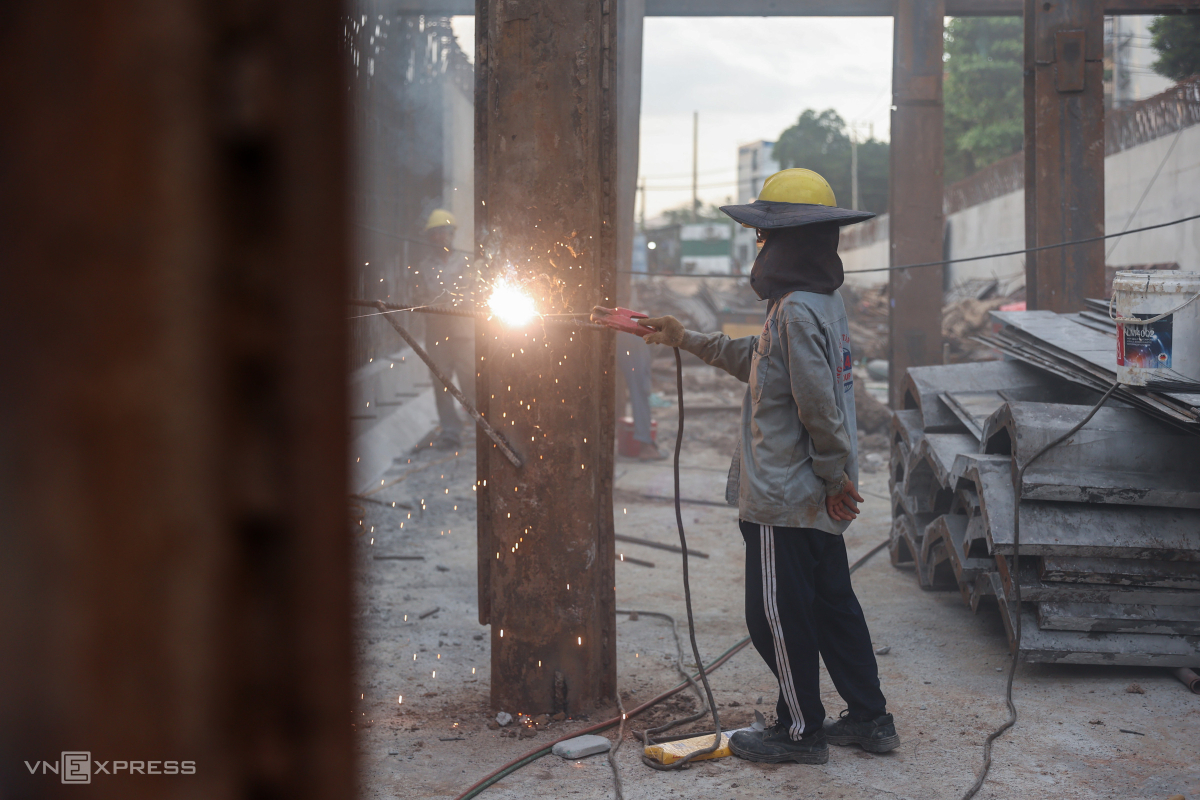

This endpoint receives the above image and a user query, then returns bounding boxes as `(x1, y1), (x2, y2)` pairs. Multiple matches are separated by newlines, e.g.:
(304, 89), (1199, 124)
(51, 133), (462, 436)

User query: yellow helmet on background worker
(719, 168), (874, 230)
(424, 208), (457, 231)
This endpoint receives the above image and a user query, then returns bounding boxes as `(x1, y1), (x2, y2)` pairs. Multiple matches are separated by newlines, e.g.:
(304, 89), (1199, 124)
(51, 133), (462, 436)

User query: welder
(412, 209), (476, 450)
(628, 169), (900, 765)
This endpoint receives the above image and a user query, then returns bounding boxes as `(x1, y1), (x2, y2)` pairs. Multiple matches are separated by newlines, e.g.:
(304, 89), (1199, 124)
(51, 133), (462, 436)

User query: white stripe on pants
(760, 524), (806, 739)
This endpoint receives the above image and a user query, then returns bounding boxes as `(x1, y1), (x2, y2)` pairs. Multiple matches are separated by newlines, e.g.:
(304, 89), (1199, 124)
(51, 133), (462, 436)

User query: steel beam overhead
(888, 0), (946, 409)
(0, 0), (353, 795)
(384, 0), (1200, 15)
(475, 0), (619, 715)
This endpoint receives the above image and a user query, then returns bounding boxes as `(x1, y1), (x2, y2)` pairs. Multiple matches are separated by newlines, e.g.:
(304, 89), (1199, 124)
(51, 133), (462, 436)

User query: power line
(620, 210), (1200, 278)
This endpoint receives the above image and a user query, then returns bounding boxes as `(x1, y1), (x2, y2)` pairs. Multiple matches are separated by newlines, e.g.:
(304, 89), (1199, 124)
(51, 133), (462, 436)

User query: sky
(450, 16), (895, 221)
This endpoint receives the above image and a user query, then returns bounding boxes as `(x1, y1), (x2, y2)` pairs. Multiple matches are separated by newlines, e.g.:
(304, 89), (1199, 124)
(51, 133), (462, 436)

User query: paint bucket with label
(1110, 270), (1200, 387)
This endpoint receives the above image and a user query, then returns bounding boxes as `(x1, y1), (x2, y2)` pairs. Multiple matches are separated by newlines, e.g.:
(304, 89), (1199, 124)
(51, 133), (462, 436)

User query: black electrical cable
(619, 210), (1200, 278)
(960, 380), (1121, 800)
(452, 336), (891, 800)
(637, 346), (725, 771)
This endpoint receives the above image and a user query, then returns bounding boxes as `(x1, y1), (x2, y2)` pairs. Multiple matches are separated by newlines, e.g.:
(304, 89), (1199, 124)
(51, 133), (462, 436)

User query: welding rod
(348, 298), (606, 330)
(370, 300), (525, 468)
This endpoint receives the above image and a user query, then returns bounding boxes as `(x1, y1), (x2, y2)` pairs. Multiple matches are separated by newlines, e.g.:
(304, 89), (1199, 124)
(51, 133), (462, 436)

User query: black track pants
(740, 520), (887, 739)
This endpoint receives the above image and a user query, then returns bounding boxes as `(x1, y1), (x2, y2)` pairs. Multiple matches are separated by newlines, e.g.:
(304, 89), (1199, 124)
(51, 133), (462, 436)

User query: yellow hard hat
(424, 209), (457, 231)
(720, 167), (873, 230)
(758, 168), (837, 207)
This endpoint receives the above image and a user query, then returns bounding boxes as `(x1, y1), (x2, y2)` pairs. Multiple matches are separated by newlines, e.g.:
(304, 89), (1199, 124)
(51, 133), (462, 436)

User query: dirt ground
(351, 366), (1200, 800)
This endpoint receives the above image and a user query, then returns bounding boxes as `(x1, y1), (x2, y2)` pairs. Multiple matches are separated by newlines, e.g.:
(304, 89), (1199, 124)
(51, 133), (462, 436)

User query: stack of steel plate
(890, 320), (1200, 667)
(975, 307), (1200, 433)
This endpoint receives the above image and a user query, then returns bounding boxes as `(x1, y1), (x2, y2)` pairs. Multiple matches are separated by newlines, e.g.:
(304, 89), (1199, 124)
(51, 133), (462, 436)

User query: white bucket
(1111, 270), (1200, 387)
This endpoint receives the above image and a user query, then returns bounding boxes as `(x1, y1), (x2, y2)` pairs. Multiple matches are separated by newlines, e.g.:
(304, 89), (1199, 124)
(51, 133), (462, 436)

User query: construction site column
(616, 0), (645, 308)
(474, 0), (619, 714)
(1024, 0), (1105, 311)
(888, 0), (946, 407)
(0, 1), (352, 795)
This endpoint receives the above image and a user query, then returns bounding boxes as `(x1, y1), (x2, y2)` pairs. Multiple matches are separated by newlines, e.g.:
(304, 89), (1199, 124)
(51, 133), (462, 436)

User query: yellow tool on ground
(643, 732), (733, 766)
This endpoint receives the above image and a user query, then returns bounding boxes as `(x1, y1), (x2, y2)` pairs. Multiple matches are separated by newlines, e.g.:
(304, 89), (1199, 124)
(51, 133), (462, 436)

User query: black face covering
(748, 222), (844, 301)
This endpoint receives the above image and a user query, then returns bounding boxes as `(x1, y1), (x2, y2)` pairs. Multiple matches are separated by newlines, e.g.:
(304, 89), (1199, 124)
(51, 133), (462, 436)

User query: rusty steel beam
(0, 0), (352, 797)
(1024, 0), (1106, 312)
(888, 0), (946, 408)
(383, 0), (1200, 16)
(475, 0), (619, 715)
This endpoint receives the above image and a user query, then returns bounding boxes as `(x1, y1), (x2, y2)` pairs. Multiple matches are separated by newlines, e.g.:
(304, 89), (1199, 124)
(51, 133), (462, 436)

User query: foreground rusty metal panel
(1024, 0), (1106, 311)
(0, 2), (352, 797)
(475, 0), (619, 714)
(887, 0), (946, 408)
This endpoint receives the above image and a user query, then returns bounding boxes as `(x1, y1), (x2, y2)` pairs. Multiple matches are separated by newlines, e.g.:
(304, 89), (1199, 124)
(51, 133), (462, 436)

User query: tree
(943, 17), (1025, 183)
(772, 109), (889, 214)
(1149, 15), (1200, 82)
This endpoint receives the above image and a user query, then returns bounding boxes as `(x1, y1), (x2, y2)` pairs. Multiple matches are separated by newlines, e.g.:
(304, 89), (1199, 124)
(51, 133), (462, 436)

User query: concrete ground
(351, 366), (1200, 800)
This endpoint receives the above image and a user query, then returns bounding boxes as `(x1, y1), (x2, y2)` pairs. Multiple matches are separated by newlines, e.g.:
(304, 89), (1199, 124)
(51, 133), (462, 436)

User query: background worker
(412, 209), (476, 450)
(617, 285), (667, 461)
(610, 168), (899, 765)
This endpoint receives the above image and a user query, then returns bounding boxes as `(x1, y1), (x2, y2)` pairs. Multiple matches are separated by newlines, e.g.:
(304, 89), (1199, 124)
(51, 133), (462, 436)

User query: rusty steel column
(1024, 0), (1106, 311)
(0, 2), (351, 798)
(475, 1), (619, 714)
(888, 0), (946, 407)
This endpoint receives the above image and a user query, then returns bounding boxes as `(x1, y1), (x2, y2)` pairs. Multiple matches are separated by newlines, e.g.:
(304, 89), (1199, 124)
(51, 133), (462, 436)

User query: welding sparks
(488, 276), (537, 326)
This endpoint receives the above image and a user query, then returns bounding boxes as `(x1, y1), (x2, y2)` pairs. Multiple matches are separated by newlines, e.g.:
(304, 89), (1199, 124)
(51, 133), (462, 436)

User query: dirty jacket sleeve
(784, 318), (852, 494)
(678, 330), (756, 383)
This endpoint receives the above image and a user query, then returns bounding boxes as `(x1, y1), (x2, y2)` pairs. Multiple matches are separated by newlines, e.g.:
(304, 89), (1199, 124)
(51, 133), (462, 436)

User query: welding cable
(614, 609), (711, 740)
(960, 380), (1121, 800)
(606, 690), (628, 800)
(451, 536), (887, 800)
(451, 636), (752, 800)
(618, 210), (1200, 278)
(451, 536), (888, 800)
(637, 346), (725, 771)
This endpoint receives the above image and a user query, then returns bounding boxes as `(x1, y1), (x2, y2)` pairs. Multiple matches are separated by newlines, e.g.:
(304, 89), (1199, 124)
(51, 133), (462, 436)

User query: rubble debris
(551, 734), (612, 759)
(418, 607), (441, 619)
(495, 711), (512, 727)
(890, 314), (1200, 667)
(875, 646), (891, 655)
(1125, 684), (1145, 694)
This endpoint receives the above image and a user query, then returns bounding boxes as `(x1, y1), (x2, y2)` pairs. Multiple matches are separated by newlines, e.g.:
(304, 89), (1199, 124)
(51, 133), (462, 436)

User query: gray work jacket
(679, 290), (858, 535)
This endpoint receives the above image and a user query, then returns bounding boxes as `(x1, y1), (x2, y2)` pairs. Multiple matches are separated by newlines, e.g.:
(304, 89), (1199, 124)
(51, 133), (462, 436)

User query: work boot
(823, 710), (900, 753)
(728, 724), (828, 764)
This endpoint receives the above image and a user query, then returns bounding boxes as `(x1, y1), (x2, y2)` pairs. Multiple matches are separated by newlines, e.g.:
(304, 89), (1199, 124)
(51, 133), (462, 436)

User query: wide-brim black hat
(719, 200), (875, 230)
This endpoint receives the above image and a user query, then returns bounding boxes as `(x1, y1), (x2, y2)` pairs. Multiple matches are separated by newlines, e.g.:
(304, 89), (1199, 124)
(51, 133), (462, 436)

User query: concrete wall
(839, 120), (1200, 289)
(347, 346), (439, 495)
(1105, 123), (1200, 270)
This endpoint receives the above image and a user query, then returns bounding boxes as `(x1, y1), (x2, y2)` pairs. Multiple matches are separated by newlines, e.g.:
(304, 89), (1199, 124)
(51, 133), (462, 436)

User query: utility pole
(850, 125), (860, 211)
(692, 110), (699, 221)
(639, 178), (647, 231)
